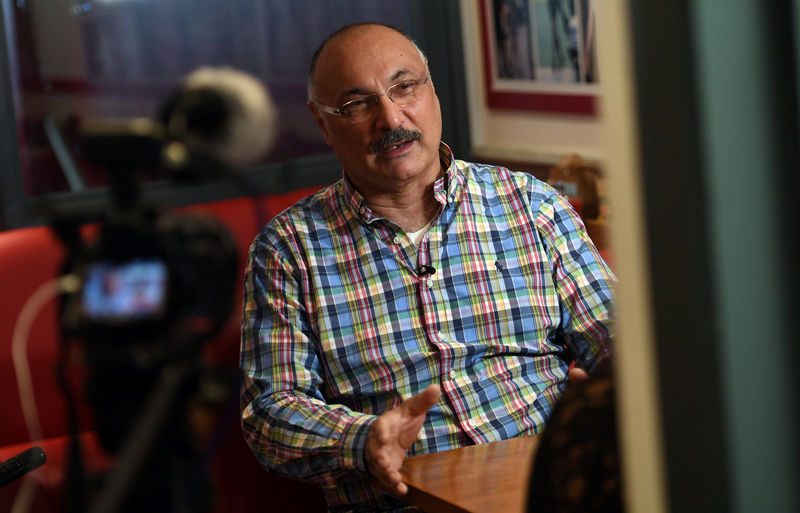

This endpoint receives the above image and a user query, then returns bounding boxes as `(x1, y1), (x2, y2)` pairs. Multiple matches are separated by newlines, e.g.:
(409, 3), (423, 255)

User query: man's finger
(568, 366), (590, 382)
(381, 469), (407, 497)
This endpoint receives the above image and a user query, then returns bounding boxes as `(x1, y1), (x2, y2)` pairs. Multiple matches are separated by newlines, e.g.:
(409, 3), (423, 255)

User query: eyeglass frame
(310, 71), (431, 123)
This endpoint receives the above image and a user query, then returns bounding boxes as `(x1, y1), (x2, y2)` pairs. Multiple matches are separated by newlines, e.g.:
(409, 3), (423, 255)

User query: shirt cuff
(338, 414), (377, 473)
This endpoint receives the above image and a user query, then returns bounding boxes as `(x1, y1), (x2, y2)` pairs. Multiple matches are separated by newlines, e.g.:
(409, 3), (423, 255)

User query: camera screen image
(81, 258), (169, 322)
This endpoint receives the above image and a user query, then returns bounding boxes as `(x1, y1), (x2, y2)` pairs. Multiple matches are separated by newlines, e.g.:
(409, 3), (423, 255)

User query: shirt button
(449, 369), (456, 379)
(426, 279), (434, 289)
(437, 331), (445, 340)
(393, 235), (402, 244)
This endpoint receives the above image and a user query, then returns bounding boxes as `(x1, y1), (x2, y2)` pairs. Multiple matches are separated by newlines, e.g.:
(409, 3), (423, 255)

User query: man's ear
(308, 102), (332, 147)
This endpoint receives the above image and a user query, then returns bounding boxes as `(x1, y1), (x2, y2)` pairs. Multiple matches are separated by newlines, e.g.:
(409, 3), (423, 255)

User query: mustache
(368, 127), (422, 154)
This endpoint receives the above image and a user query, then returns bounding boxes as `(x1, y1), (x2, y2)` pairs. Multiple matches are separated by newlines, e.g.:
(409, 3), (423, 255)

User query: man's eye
(344, 98), (370, 111)
(396, 80), (417, 91)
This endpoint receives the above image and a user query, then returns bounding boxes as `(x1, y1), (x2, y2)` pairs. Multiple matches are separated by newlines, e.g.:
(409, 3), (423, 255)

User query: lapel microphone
(418, 265), (436, 277)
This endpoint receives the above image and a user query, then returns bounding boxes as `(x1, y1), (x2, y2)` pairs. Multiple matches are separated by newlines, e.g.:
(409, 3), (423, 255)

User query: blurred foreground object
(528, 361), (622, 513)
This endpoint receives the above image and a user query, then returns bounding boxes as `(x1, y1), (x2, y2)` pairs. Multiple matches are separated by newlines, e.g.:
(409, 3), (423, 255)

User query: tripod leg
(89, 363), (192, 513)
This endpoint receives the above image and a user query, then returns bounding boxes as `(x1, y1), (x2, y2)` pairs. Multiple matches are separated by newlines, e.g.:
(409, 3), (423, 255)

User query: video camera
(59, 67), (276, 359)
(49, 67), (277, 513)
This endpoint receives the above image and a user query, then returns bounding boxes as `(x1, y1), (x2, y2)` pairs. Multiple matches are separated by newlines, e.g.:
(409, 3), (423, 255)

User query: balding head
(307, 23), (427, 102)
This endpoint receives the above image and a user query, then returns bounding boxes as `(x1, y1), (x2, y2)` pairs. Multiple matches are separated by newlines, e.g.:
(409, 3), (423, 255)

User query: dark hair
(527, 360), (623, 513)
(307, 23), (426, 101)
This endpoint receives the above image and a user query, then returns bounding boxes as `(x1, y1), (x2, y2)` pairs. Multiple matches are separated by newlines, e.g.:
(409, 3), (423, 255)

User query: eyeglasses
(312, 73), (430, 124)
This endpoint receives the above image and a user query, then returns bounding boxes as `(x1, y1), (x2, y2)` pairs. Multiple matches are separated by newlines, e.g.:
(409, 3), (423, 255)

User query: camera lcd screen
(81, 259), (169, 322)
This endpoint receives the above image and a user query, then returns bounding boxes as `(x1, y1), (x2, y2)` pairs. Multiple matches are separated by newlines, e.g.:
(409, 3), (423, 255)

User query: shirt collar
(435, 142), (465, 206)
(341, 141), (464, 224)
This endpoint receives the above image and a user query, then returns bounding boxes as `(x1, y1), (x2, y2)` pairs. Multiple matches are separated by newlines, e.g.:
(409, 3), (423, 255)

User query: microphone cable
(9, 273), (81, 513)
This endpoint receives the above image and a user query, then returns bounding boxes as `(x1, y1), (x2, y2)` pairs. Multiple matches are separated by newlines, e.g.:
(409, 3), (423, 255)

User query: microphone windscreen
(173, 67), (278, 168)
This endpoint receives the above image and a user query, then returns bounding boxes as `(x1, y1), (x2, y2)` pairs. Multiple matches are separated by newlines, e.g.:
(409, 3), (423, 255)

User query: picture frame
(478, 0), (599, 115)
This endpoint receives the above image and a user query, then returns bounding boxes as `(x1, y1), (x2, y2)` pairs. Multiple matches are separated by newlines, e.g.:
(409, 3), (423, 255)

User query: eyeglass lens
(343, 77), (426, 122)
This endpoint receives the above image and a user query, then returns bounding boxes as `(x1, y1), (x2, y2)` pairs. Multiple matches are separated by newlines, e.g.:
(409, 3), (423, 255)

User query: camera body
(58, 202), (237, 457)
(60, 204), (237, 370)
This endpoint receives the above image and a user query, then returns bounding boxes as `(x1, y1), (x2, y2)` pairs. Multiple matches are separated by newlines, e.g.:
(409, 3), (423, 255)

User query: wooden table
(400, 435), (541, 513)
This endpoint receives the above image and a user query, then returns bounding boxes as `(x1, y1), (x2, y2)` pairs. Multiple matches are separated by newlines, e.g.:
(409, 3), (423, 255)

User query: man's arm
(536, 186), (616, 373)
(240, 236), (377, 484)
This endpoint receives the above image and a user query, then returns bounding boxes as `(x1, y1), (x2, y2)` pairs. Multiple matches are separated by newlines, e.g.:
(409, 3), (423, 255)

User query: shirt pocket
(471, 248), (561, 353)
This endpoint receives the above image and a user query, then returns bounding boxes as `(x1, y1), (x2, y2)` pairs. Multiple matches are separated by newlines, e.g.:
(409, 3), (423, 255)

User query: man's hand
(365, 384), (441, 497)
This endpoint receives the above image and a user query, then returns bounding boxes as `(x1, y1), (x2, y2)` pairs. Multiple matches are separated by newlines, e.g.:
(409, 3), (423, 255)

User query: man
(240, 23), (614, 512)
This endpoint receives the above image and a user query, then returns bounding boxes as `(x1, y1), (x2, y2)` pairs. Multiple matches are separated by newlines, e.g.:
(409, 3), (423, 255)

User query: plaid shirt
(240, 143), (615, 512)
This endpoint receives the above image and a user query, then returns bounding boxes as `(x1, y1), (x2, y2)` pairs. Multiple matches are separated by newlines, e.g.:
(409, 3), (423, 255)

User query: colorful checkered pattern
(240, 143), (615, 512)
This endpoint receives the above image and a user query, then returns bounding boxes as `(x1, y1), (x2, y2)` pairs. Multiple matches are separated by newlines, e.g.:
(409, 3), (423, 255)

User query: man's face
(309, 25), (443, 196)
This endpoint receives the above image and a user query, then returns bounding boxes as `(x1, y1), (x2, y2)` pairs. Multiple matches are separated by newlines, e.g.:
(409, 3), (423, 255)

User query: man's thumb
(403, 384), (441, 416)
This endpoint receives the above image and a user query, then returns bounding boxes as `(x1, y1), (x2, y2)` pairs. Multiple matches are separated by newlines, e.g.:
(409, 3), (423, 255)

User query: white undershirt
(405, 200), (441, 246)
(406, 223), (431, 247)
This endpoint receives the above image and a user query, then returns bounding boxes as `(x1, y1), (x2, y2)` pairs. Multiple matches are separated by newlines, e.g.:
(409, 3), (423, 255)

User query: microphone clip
(418, 265), (436, 277)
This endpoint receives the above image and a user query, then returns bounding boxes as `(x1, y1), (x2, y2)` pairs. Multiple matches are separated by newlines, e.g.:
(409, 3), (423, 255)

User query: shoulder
(252, 181), (343, 254)
(455, 159), (561, 209)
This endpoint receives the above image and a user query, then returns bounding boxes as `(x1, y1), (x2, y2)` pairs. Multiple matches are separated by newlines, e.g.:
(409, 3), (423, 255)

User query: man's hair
(307, 22), (428, 103)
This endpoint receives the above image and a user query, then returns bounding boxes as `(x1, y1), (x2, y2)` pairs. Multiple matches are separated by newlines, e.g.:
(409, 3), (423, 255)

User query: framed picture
(478, 0), (599, 115)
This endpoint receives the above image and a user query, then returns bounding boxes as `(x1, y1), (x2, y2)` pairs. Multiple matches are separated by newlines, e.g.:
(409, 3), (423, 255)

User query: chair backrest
(547, 154), (602, 220)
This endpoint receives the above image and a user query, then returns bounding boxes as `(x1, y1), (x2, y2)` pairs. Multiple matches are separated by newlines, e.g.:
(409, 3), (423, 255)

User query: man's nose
(372, 94), (405, 129)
